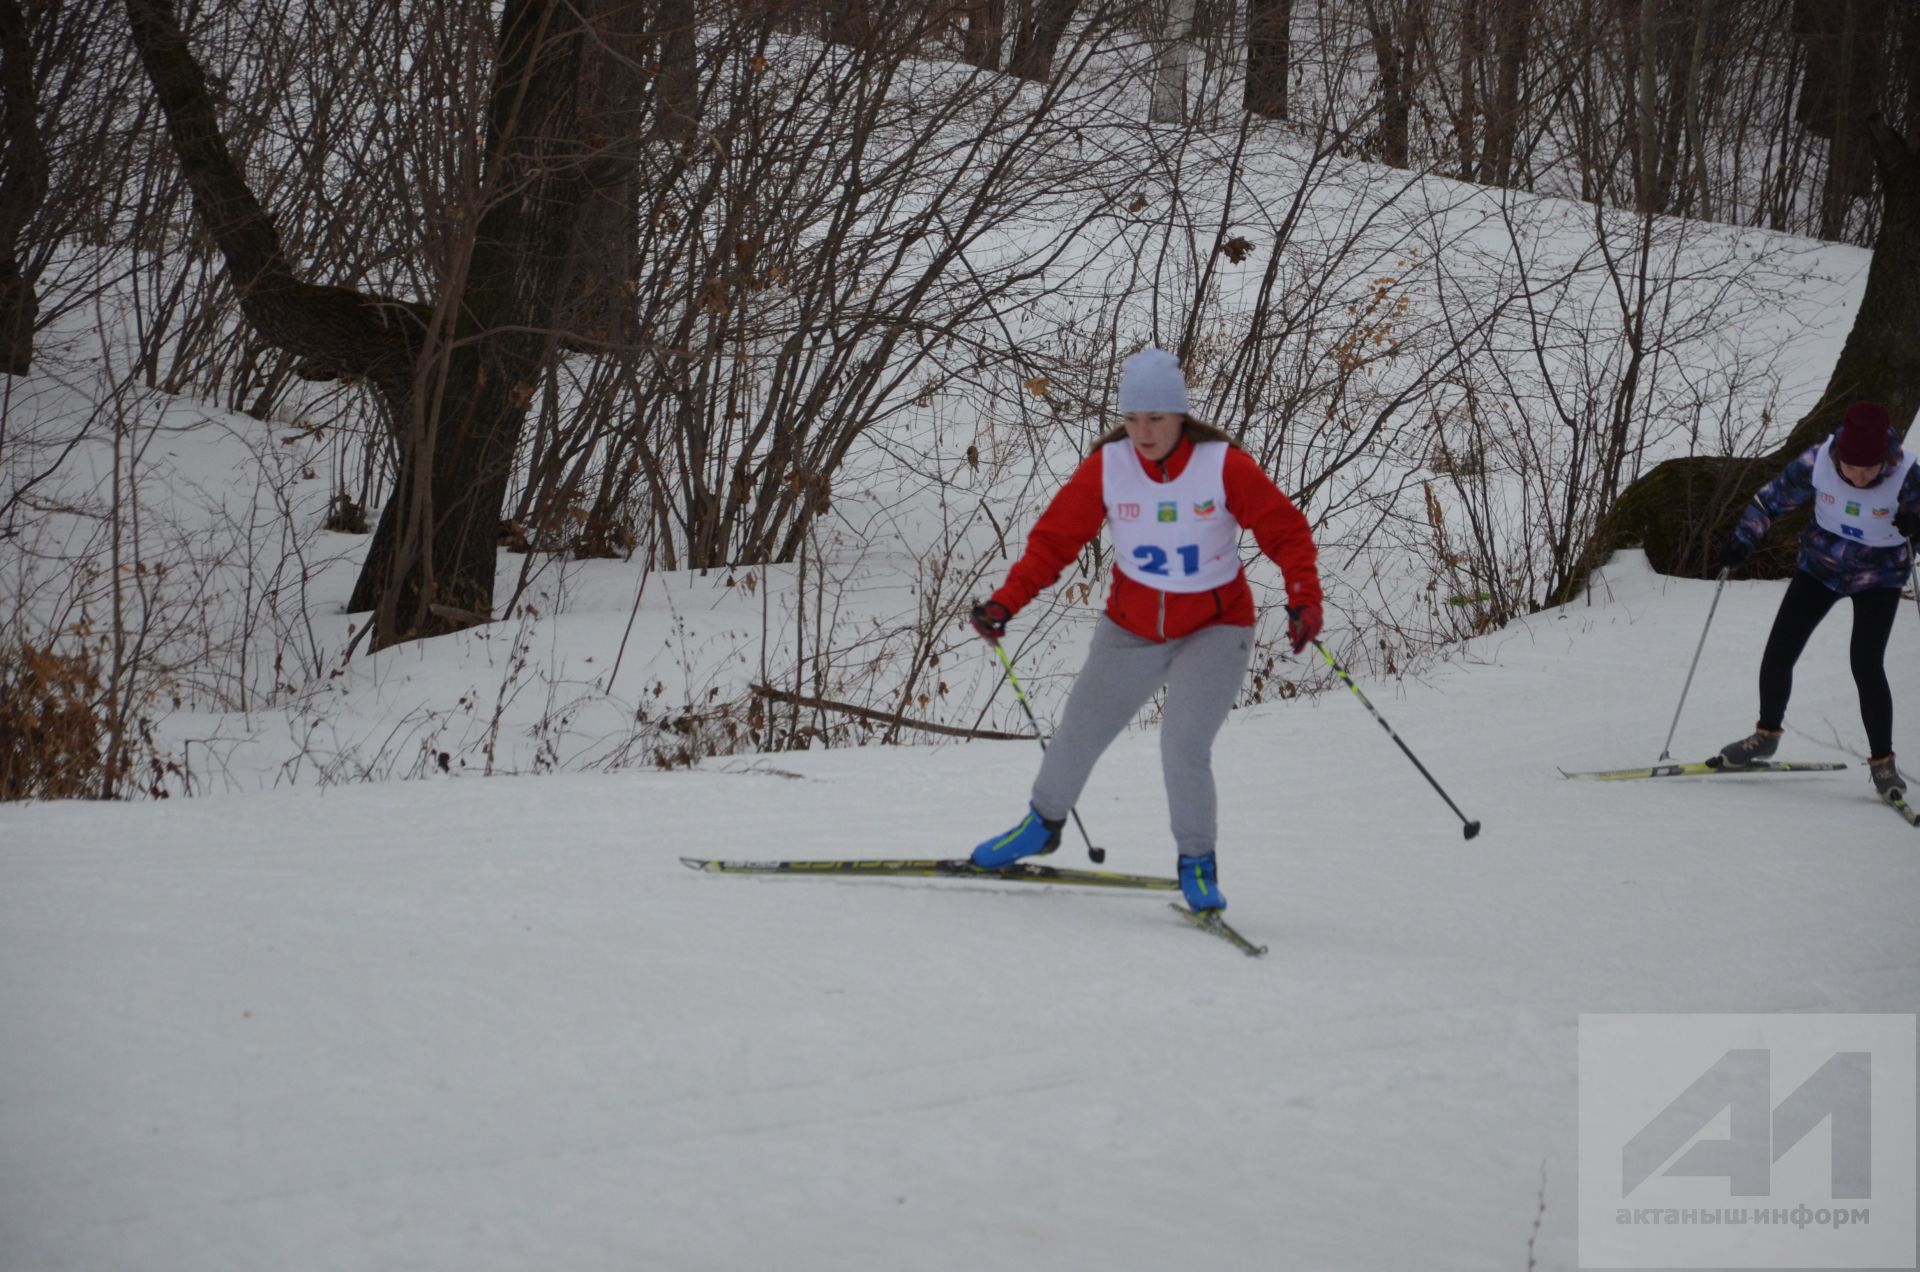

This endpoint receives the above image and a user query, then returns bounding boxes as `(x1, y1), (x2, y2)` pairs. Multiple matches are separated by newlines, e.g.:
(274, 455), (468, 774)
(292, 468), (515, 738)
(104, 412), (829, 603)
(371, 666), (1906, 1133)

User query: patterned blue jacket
(1732, 434), (1920, 595)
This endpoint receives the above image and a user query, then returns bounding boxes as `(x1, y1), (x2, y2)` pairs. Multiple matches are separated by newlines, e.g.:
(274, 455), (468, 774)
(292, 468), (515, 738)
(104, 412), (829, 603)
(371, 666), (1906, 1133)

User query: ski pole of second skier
(1293, 612), (1481, 840)
(1657, 566), (1731, 761)
(991, 640), (1106, 864)
(1908, 538), (1919, 625)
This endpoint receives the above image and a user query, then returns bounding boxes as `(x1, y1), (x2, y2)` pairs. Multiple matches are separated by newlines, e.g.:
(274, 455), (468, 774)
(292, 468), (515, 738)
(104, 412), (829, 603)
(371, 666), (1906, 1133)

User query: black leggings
(1757, 572), (1900, 757)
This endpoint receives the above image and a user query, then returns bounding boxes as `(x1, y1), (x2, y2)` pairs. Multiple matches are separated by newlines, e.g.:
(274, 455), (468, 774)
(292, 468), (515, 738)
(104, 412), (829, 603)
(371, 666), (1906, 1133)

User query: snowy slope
(4, 552), (1915, 1272)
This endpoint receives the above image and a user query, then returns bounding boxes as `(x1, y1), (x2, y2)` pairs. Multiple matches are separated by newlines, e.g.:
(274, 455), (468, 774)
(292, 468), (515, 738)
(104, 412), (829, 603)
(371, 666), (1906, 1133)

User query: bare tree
(124, 0), (649, 651)
(1242, 0), (1291, 119)
(579, 4), (1135, 570)
(0, 0), (45, 375)
(1417, 0), (1533, 187)
(1358, 0), (1426, 168)
(1474, 0), (1533, 187)
(1007, 0), (1078, 82)
(963, 0), (1005, 69)
(1796, 0), (1892, 240)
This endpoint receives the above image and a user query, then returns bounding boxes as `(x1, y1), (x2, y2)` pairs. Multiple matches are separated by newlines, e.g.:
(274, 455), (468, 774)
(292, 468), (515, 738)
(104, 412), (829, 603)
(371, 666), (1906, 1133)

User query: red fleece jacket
(990, 435), (1323, 642)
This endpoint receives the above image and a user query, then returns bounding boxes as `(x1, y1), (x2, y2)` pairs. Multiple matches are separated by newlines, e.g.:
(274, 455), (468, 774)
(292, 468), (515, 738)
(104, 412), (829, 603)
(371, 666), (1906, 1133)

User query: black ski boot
(1714, 726), (1782, 770)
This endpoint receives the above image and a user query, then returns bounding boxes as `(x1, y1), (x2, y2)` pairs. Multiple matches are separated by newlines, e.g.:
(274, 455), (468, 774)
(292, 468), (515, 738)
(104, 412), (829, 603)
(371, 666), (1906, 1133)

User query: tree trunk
(353, 0), (606, 646)
(1475, 0), (1530, 188)
(1571, 117), (1920, 596)
(963, 0), (1004, 70)
(654, 0), (700, 144)
(1679, 0), (1714, 220)
(1361, 1), (1422, 168)
(826, 0), (875, 51)
(0, 0), (45, 376)
(1900, 1), (1920, 138)
(1453, 1), (1484, 181)
(1633, 0), (1658, 214)
(1243, 0), (1292, 119)
(555, 0), (655, 349)
(1148, 0), (1195, 124)
(1007, 0), (1076, 83)
(1652, 18), (1691, 214)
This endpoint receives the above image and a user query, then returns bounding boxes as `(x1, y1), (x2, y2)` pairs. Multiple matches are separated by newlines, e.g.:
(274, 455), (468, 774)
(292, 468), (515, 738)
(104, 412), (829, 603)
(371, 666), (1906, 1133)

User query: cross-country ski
(681, 855), (1179, 891)
(1883, 788), (1920, 827)
(1560, 759), (1848, 781)
(1171, 903), (1269, 957)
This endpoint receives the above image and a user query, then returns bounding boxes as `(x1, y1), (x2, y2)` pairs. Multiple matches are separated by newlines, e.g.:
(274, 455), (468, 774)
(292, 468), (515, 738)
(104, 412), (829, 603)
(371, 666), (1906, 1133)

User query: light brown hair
(1091, 417), (1237, 453)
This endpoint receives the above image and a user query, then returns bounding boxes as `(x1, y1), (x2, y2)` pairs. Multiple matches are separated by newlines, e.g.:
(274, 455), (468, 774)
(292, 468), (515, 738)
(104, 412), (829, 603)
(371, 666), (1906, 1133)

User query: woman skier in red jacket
(967, 348), (1324, 911)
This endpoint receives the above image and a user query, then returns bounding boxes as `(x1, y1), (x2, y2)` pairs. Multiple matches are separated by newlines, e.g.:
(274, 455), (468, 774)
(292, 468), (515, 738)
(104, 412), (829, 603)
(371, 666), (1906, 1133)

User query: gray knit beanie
(1117, 348), (1190, 415)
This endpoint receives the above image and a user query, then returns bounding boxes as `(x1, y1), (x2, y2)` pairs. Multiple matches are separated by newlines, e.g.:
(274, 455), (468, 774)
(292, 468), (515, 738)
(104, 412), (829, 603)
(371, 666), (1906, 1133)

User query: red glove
(970, 599), (1011, 642)
(1287, 603), (1322, 655)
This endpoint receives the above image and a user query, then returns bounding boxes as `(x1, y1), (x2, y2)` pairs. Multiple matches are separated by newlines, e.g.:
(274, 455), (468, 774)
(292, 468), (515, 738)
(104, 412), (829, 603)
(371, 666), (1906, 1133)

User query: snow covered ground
(4, 551), (1915, 1271)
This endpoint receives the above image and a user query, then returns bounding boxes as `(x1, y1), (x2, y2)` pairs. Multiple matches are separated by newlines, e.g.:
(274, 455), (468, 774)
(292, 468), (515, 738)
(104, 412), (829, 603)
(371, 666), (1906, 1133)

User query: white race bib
(1811, 438), (1915, 548)
(1103, 440), (1243, 592)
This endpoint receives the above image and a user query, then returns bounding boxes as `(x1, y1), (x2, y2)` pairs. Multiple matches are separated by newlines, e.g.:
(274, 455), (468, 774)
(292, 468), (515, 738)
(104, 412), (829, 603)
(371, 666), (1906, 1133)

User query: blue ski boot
(971, 806), (1065, 868)
(1178, 851), (1225, 911)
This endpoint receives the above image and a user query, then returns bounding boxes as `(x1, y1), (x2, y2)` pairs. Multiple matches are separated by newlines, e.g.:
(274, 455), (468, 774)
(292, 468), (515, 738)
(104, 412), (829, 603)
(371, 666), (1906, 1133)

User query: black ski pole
(1294, 613), (1482, 840)
(991, 640), (1106, 864)
(1658, 566), (1730, 762)
(1908, 538), (1919, 625)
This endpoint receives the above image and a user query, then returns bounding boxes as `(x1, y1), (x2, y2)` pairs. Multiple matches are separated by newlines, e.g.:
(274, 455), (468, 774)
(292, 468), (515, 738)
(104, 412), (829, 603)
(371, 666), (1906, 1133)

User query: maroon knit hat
(1834, 401), (1893, 466)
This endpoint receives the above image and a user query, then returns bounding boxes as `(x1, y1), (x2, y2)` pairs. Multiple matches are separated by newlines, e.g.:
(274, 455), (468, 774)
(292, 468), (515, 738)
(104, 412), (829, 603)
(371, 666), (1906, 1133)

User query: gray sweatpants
(1031, 617), (1254, 858)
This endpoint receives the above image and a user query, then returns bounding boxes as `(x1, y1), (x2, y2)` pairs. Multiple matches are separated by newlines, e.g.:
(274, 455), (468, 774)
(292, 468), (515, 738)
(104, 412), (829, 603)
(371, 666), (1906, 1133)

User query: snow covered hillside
(4, 552), (1915, 1271)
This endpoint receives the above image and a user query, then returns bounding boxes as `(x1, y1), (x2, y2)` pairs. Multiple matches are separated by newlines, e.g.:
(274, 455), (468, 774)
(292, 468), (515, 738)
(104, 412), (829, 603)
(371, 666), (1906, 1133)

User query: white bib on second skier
(1103, 440), (1243, 592)
(1810, 438), (1915, 548)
